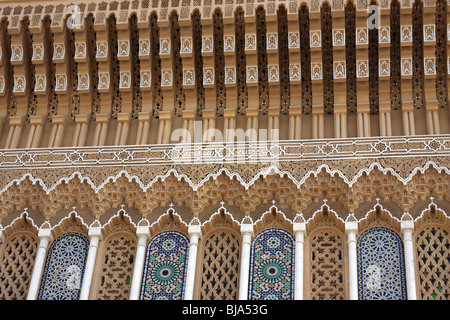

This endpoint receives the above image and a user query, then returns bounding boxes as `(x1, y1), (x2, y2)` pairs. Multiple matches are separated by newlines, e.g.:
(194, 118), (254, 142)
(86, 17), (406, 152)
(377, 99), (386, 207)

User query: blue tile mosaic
(38, 232), (89, 300)
(248, 228), (295, 300)
(140, 231), (189, 300)
(357, 226), (407, 300)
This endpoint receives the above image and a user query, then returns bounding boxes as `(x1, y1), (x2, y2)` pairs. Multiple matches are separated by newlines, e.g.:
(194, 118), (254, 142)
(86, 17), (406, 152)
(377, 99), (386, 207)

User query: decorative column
(129, 223), (150, 300)
(27, 227), (52, 300)
(238, 222), (254, 300)
(401, 215), (417, 300)
(184, 222), (202, 300)
(79, 225), (103, 300)
(345, 217), (359, 300)
(293, 216), (306, 300)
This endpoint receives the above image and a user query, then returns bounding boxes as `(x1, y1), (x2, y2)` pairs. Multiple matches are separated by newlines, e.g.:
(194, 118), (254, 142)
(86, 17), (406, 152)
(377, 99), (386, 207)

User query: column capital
(401, 213), (415, 233)
(401, 220), (415, 234)
(240, 222), (254, 237)
(95, 113), (110, 124)
(345, 221), (358, 234)
(293, 222), (306, 235)
(37, 227), (52, 241)
(88, 226), (103, 241)
(188, 224), (202, 239)
(345, 214), (358, 234)
(136, 225), (151, 239)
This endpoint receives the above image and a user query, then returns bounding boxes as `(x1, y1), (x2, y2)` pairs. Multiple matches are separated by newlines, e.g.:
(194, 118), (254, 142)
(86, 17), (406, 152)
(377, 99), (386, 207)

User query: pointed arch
(248, 227), (295, 300)
(305, 205), (346, 300)
(92, 209), (137, 300)
(139, 230), (189, 300)
(37, 231), (89, 300)
(414, 204), (450, 300)
(0, 213), (38, 300)
(357, 226), (407, 300)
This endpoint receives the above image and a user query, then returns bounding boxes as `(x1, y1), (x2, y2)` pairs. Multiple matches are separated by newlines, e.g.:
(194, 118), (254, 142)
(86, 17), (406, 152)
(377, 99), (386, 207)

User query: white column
(184, 224), (202, 300)
(0, 227), (5, 243)
(27, 228), (52, 300)
(345, 220), (358, 300)
(79, 226), (103, 300)
(293, 221), (306, 300)
(401, 219), (417, 300)
(129, 225), (150, 300)
(238, 223), (254, 300)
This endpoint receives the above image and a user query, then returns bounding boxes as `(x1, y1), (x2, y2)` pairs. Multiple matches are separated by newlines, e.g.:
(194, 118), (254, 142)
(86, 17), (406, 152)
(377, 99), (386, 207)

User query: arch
(196, 223), (241, 300)
(357, 226), (407, 300)
(248, 228), (295, 300)
(0, 214), (38, 300)
(305, 206), (346, 300)
(253, 204), (293, 235)
(140, 230), (189, 300)
(92, 210), (137, 300)
(37, 231), (89, 300)
(414, 205), (450, 300)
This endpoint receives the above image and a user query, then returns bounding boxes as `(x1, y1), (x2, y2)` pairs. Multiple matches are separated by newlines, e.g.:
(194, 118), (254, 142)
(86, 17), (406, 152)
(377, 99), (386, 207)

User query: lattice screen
(96, 233), (136, 300)
(199, 229), (240, 300)
(0, 233), (38, 300)
(310, 229), (345, 300)
(415, 225), (450, 300)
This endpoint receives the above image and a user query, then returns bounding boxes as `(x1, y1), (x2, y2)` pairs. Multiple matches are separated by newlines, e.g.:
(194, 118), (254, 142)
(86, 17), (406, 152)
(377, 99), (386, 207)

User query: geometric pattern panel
(140, 231), (189, 300)
(96, 233), (136, 300)
(248, 228), (294, 300)
(415, 226), (450, 300)
(38, 232), (89, 300)
(0, 233), (38, 300)
(200, 230), (240, 300)
(357, 227), (407, 300)
(310, 229), (345, 300)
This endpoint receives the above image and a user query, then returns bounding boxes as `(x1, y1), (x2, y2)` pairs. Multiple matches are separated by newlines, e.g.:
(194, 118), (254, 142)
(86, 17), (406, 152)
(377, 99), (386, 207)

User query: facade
(0, 0), (448, 301)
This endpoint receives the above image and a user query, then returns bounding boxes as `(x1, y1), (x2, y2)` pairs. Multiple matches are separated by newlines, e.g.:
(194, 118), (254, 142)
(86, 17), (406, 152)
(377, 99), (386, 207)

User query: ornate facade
(0, 0), (449, 300)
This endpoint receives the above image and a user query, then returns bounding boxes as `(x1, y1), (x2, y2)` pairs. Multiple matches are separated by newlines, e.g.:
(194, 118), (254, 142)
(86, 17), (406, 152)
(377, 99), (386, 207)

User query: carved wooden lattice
(416, 225), (450, 300)
(390, 0), (402, 111)
(68, 26), (80, 123)
(199, 229), (240, 300)
(110, 15), (122, 119)
(171, 12), (185, 117)
(368, 3), (379, 115)
(321, 2), (334, 114)
(256, 6), (269, 115)
(87, 14), (101, 120)
(131, 14), (142, 119)
(345, 1), (357, 113)
(1, 19), (14, 116)
(0, 232), (38, 300)
(96, 233), (136, 300)
(192, 10), (205, 116)
(310, 229), (345, 300)
(299, 4), (312, 115)
(46, 16), (58, 121)
(435, 0), (448, 109)
(151, 12), (162, 118)
(214, 9), (226, 116)
(278, 5), (290, 115)
(235, 7), (248, 115)
(412, 0), (425, 110)
(24, 17), (37, 122)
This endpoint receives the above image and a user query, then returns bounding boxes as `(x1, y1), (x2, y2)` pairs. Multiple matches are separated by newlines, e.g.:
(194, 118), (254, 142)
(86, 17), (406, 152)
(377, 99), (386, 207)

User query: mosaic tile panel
(38, 232), (89, 300)
(248, 228), (295, 300)
(357, 227), (407, 300)
(140, 231), (189, 300)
